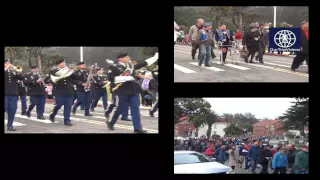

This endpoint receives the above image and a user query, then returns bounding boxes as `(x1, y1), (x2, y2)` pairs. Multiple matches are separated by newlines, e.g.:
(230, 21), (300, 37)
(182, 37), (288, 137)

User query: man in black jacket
(242, 23), (261, 63)
(24, 66), (46, 119)
(4, 58), (24, 131)
(45, 59), (81, 125)
(90, 67), (108, 111)
(259, 145), (272, 174)
(106, 52), (158, 133)
(287, 144), (297, 174)
(17, 79), (28, 115)
(256, 24), (268, 63)
(291, 21), (309, 73)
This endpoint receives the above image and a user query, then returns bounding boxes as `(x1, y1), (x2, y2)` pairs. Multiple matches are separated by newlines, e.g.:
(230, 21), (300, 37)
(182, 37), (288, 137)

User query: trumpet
(50, 67), (74, 83)
(10, 66), (23, 74)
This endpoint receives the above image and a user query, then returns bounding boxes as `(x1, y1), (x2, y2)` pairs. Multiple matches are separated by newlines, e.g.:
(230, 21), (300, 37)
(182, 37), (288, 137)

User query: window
(214, 124), (217, 129)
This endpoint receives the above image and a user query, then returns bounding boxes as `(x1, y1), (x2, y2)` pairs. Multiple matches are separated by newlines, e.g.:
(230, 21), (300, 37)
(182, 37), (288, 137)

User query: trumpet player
(72, 62), (94, 116)
(4, 58), (24, 131)
(106, 52), (158, 133)
(17, 79), (28, 116)
(24, 66), (46, 119)
(90, 67), (108, 111)
(45, 59), (80, 126)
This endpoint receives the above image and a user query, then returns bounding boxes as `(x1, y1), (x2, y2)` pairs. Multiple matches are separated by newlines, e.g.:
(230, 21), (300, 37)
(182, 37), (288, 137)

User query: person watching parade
(196, 23), (214, 67)
(189, 19), (204, 60)
(215, 24), (234, 64)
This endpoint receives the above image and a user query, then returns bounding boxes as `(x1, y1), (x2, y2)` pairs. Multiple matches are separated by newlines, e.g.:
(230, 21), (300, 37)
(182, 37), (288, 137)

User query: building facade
(174, 116), (196, 137)
(197, 117), (230, 137)
(253, 120), (285, 136)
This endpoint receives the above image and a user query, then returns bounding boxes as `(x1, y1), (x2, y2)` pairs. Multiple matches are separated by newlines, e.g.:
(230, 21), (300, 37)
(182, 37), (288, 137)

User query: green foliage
(224, 123), (243, 136)
(278, 98), (309, 137)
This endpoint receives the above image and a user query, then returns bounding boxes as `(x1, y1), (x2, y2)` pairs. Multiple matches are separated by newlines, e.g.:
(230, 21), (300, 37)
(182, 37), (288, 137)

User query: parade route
(174, 45), (308, 82)
(4, 103), (158, 134)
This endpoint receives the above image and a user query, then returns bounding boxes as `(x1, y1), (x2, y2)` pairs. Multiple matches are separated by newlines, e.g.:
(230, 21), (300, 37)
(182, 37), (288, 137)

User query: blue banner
(269, 28), (301, 52)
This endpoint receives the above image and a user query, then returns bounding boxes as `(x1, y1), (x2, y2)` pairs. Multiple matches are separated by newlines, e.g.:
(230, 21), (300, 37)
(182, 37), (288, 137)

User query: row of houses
(174, 116), (293, 138)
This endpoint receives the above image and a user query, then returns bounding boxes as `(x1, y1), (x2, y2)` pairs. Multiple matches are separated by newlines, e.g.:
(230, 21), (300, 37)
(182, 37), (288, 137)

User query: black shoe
(21, 112), (27, 116)
(105, 113), (109, 119)
(49, 116), (55, 122)
(291, 68), (296, 72)
(106, 121), (115, 130)
(26, 112), (31, 118)
(72, 107), (76, 115)
(134, 129), (148, 133)
(90, 109), (95, 112)
(259, 61), (264, 64)
(192, 56), (195, 60)
(205, 65), (211, 67)
(64, 122), (73, 126)
(198, 63), (202, 66)
(149, 110), (154, 117)
(249, 60), (254, 63)
(37, 116), (46, 120)
(244, 59), (248, 63)
(121, 118), (131, 121)
(85, 114), (94, 116)
(7, 127), (16, 131)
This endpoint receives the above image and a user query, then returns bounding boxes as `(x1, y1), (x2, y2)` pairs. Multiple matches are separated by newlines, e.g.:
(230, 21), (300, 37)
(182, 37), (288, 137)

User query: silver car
(174, 151), (231, 174)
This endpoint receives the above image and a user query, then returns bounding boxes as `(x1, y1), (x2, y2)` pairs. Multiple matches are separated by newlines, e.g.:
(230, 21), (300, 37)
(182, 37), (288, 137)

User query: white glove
(145, 52), (159, 66)
(106, 59), (115, 65)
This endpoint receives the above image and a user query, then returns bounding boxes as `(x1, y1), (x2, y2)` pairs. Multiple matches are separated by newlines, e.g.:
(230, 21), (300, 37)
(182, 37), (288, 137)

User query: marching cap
(301, 20), (308, 25)
(117, 52), (129, 59)
(77, 62), (85, 66)
(4, 58), (9, 62)
(55, 58), (65, 65)
(31, 65), (38, 69)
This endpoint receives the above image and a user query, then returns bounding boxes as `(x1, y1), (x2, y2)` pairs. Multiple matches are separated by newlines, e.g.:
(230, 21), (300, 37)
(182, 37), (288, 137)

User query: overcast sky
(203, 98), (295, 119)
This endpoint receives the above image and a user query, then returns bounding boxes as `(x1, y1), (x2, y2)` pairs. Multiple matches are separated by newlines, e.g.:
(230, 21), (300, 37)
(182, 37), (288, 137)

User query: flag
(174, 21), (179, 30)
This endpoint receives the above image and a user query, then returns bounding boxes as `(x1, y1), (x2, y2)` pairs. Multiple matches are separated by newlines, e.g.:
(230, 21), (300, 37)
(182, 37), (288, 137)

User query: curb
(45, 99), (151, 110)
(176, 44), (292, 57)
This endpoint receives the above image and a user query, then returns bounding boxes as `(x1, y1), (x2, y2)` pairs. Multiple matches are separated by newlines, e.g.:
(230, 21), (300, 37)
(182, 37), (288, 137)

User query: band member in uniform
(17, 79), (28, 115)
(104, 69), (130, 121)
(90, 67), (108, 111)
(4, 58), (24, 131)
(24, 65), (46, 119)
(149, 62), (159, 117)
(106, 52), (158, 133)
(72, 62), (94, 116)
(45, 59), (81, 125)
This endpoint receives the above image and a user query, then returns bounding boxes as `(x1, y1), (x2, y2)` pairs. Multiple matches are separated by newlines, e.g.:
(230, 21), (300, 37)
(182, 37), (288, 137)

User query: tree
(205, 110), (219, 138)
(4, 47), (25, 63)
(224, 123), (243, 136)
(174, 98), (212, 136)
(278, 98), (309, 137)
(208, 6), (232, 28)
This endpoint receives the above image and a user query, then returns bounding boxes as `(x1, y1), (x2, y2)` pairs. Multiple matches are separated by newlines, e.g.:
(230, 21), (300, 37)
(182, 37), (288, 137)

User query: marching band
(4, 52), (159, 133)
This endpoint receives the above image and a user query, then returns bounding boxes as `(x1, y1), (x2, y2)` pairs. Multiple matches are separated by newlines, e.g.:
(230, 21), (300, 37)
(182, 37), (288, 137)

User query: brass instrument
(37, 71), (46, 86)
(10, 66), (23, 74)
(84, 65), (96, 92)
(50, 67), (74, 83)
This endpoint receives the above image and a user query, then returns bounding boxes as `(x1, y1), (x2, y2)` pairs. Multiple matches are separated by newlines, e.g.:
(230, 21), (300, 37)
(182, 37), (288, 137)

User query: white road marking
(262, 62), (291, 68)
(15, 114), (57, 123)
(214, 61), (250, 70)
(189, 62), (225, 72)
(272, 61), (307, 67)
(241, 62), (275, 69)
(90, 111), (158, 118)
(4, 120), (26, 126)
(174, 64), (196, 73)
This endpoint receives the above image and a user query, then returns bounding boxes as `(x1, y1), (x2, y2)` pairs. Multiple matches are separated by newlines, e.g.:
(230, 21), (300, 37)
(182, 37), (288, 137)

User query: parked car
(174, 151), (231, 174)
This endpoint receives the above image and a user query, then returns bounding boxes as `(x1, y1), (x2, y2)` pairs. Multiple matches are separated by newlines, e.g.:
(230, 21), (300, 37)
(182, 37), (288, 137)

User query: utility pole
(273, 6), (277, 27)
(80, 47), (83, 62)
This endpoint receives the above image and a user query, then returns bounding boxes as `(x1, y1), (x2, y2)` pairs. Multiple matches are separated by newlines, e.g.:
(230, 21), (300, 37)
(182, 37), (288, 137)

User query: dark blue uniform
(104, 70), (128, 120)
(90, 74), (108, 111)
(72, 69), (92, 116)
(45, 68), (80, 125)
(5, 68), (24, 130)
(17, 80), (27, 114)
(107, 61), (148, 131)
(24, 72), (46, 119)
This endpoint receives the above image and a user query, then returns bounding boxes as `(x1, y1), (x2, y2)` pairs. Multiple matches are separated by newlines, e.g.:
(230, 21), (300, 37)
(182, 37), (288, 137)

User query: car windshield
(174, 153), (211, 165)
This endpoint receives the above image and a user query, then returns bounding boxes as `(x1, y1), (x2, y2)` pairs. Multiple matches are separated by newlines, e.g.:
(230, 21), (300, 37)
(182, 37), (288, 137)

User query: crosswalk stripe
(263, 62), (291, 68)
(214, 61), (250, 70)
(189, 62), (225, 72)
(4, 120), (26, 126)
(243, 62), (274, 69)
(15, 114), (57, 123)
(90, 111), (158, 118)
(174, 64), (196, 73)
(16, 110), (158, 133)
(272, 61), (307, 67)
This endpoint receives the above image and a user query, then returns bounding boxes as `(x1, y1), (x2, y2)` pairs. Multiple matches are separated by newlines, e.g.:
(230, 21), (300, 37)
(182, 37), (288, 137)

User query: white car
(174, 151), (231, 174)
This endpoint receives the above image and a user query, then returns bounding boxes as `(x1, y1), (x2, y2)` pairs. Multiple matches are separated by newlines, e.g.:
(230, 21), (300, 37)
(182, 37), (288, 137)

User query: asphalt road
(174, 44), (308, 82)
(4, 102), (158, 134)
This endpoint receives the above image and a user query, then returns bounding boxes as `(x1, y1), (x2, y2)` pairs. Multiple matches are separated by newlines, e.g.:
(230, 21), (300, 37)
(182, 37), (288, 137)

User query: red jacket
(235, 32), (242, 40)
(205, 147), (215, 156)
(271, 149), (278, 157)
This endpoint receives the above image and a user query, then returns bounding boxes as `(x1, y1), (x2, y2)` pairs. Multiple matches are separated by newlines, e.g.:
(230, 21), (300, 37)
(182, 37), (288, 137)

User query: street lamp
(273, 6), (277, 28)
(80, 47), (83, 62)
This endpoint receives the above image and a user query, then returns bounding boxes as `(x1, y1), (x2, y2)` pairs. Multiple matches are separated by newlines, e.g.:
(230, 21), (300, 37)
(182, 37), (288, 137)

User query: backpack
(141, 79), (151, 90)
(217, 29), (230, 41)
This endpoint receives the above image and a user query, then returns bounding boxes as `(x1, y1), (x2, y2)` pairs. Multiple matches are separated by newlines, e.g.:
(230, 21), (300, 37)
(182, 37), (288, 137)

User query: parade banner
(269, 28), (301, 53)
